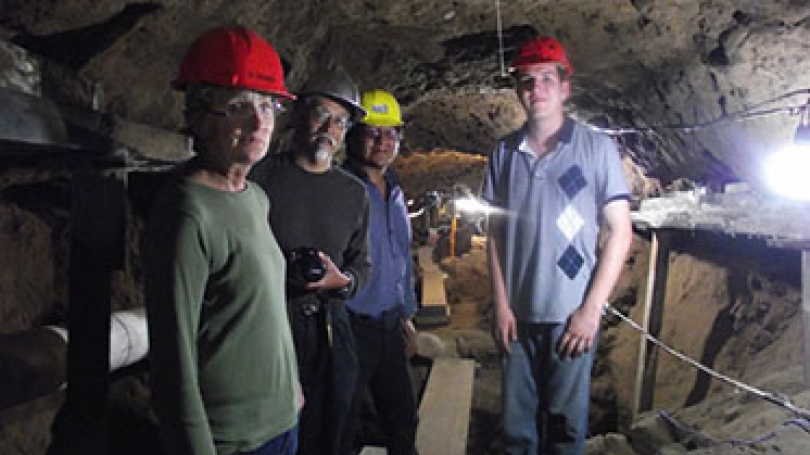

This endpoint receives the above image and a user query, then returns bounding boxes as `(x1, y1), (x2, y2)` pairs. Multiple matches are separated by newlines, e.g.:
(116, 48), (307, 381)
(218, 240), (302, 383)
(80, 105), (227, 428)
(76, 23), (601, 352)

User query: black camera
(287, 247), (326, 283)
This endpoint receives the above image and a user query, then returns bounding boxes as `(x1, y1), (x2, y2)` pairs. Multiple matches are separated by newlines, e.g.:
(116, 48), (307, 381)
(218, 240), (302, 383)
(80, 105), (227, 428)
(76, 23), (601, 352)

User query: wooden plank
(415, 246), (449, 327)
(416, 358), (475, 455)
(633, 230), (671, 417)
(416, 245), (439, 270)
(417, 246), (446, 306)
(632, 190), (810, 242)
(421, 269), (447, 307)
(802, 251), (810, 385)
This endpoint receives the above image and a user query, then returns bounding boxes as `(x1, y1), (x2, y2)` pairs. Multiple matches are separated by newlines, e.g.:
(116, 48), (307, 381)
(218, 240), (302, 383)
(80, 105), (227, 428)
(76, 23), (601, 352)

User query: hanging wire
(495, 0), (507, 77)
(605, 303), (810, 421)
(589, 89), (810, 136)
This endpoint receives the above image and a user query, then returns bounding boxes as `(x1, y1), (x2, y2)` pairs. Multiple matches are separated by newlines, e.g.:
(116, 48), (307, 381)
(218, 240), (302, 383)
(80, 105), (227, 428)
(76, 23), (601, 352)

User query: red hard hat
(173, 26), (294, 99)
(510, 36), (573, 76)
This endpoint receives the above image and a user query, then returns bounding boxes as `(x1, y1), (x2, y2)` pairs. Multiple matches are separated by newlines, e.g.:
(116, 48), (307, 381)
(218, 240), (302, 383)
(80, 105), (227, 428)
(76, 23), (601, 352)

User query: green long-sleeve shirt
(144, 176), (298, 455)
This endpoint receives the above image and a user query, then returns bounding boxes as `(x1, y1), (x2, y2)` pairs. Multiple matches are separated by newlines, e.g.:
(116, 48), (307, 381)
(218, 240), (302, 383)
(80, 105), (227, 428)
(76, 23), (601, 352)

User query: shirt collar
(342, 158), (400, 189)
(517, 116), (575, 154)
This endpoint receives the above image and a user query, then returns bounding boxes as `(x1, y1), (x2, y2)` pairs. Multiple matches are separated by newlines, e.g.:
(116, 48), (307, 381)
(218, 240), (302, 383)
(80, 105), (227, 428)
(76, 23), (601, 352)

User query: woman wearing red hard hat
(143, 26), (300, 455)
(483, 35), (632, 455)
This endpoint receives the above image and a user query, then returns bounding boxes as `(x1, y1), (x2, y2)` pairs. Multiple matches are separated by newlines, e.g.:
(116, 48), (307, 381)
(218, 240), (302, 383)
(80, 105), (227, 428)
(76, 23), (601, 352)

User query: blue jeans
(502, 322), (596, 455)
(236, 425), (298, 455)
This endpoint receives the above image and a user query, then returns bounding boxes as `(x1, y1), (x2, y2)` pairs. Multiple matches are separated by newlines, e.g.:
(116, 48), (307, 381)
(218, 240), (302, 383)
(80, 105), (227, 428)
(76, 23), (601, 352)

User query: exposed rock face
(3, 1), (810, 187)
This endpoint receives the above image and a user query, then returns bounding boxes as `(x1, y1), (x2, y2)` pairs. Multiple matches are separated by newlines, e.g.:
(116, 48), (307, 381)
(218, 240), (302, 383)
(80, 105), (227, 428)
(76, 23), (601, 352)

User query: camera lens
(289, 247), (326, 283)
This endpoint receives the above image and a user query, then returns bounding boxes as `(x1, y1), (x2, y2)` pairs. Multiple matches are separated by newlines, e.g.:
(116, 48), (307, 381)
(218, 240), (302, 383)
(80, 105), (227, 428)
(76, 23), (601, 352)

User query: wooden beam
(416, 358), (475, 455)
(48, 169), (127, 455)
(802, 251), (810, 385)
(632, 190), (810, 242)
(633, 230), (671, 417)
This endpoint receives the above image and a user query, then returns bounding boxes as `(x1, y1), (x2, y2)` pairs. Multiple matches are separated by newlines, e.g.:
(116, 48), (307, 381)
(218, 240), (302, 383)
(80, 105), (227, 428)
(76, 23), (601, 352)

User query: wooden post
(802, 250), (810, 385)
(633, 230), (671, 417)
(449, 213), (457, 258)
(47, 168), (127, 455)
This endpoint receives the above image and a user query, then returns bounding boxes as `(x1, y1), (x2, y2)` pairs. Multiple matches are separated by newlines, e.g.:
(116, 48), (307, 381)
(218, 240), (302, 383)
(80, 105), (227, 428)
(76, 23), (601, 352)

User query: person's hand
(492, 302), (517, 354)
(305, 252), (351, 291)
(557, 305), (601, 358)
(297, 383), (306, 411)
(402, 318), (418, 358)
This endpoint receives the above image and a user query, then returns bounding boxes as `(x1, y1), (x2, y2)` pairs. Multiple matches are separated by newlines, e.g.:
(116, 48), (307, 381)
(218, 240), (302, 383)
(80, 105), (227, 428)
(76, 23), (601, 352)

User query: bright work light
(763, 99), (810, 201)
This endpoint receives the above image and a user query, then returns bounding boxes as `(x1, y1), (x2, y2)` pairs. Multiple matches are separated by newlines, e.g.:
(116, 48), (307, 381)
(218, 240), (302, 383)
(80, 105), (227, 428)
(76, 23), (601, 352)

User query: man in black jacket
(252, 66), (371, 455)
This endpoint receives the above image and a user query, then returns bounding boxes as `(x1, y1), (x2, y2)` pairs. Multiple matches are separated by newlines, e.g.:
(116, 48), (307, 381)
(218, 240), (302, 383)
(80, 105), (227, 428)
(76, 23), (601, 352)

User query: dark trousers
(348, 309), (418, 455)
(290, 302), (358, 455)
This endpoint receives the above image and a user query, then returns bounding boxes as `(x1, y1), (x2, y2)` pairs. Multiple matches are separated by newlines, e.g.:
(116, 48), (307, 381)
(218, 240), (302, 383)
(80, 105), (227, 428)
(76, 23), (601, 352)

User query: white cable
(605, 303), (810, 420)
(495, 0), (506, 77)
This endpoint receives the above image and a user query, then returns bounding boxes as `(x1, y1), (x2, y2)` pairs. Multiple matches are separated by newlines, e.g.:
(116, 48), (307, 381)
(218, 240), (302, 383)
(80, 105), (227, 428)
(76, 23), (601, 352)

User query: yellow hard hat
(360, 89), (403, 127)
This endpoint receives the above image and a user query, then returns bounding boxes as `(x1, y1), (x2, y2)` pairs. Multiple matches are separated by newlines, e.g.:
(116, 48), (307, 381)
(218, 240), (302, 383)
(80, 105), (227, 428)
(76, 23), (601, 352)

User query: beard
(315, 147), (331, 162)
(309, 132), (336, 163)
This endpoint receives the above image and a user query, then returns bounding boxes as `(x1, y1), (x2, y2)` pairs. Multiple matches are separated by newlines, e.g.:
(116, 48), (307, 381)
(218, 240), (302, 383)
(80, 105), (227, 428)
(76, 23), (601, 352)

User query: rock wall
(5, 1), (810, 186)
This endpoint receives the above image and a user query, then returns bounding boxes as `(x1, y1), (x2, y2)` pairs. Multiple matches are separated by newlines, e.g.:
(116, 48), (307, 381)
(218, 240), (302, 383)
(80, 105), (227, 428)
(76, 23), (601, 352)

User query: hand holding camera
(288, 247), (326, 284)
(287, 247), (352, 293)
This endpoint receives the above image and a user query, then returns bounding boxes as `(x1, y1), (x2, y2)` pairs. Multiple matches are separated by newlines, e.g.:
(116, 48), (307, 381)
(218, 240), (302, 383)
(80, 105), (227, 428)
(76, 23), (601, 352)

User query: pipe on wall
(0, 307), (148, 410)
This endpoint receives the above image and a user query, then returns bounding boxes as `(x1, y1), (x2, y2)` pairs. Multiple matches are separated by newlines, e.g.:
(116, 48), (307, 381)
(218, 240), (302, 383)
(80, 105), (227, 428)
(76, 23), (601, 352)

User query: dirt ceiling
(2, 0), (810, 188)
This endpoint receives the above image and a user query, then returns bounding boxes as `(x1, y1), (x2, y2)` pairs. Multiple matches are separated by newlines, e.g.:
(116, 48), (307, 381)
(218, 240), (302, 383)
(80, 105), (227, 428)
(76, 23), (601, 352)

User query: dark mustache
(311, 132), (336, 147)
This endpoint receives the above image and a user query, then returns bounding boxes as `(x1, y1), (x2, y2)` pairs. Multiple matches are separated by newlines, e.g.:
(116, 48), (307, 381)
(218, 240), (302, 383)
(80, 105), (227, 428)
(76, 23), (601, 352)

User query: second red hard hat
(510, 35), (573, 76)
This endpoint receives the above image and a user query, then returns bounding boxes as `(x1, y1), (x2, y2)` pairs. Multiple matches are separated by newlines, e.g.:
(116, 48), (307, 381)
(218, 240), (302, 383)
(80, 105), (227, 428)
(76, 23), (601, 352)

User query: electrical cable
(585, 90), (810, 136)
(604, 303), (810, 421)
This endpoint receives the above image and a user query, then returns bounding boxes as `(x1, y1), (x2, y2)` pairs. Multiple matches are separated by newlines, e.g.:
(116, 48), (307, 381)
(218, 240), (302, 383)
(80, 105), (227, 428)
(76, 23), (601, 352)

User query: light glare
(454, 196), (497, 215)
(763, 145), (810, 201)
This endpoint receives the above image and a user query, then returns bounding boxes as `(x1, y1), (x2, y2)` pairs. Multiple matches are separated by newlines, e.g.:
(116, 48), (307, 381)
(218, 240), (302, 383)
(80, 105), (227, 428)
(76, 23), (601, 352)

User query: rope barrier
(604, 303), (810, 421)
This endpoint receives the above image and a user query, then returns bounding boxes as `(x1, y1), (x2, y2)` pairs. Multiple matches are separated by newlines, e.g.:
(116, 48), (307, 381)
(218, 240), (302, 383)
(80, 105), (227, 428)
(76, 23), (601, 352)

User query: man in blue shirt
(482, 36), (633, 455)
(342, 89), (419, 455)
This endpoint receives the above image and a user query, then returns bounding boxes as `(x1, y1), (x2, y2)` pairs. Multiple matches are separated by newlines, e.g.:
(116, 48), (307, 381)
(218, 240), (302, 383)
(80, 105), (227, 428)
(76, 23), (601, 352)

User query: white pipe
(44, 306), (149, 371)
(0, 308), (149, 410)
(109, 307), (149, 370)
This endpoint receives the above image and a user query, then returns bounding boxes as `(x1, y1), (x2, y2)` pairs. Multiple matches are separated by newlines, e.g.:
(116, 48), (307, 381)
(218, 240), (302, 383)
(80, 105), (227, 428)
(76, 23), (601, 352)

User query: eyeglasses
(207, 97), (285, 120)
(310, 105), (353, 131)
(363, 126), (402, 142)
